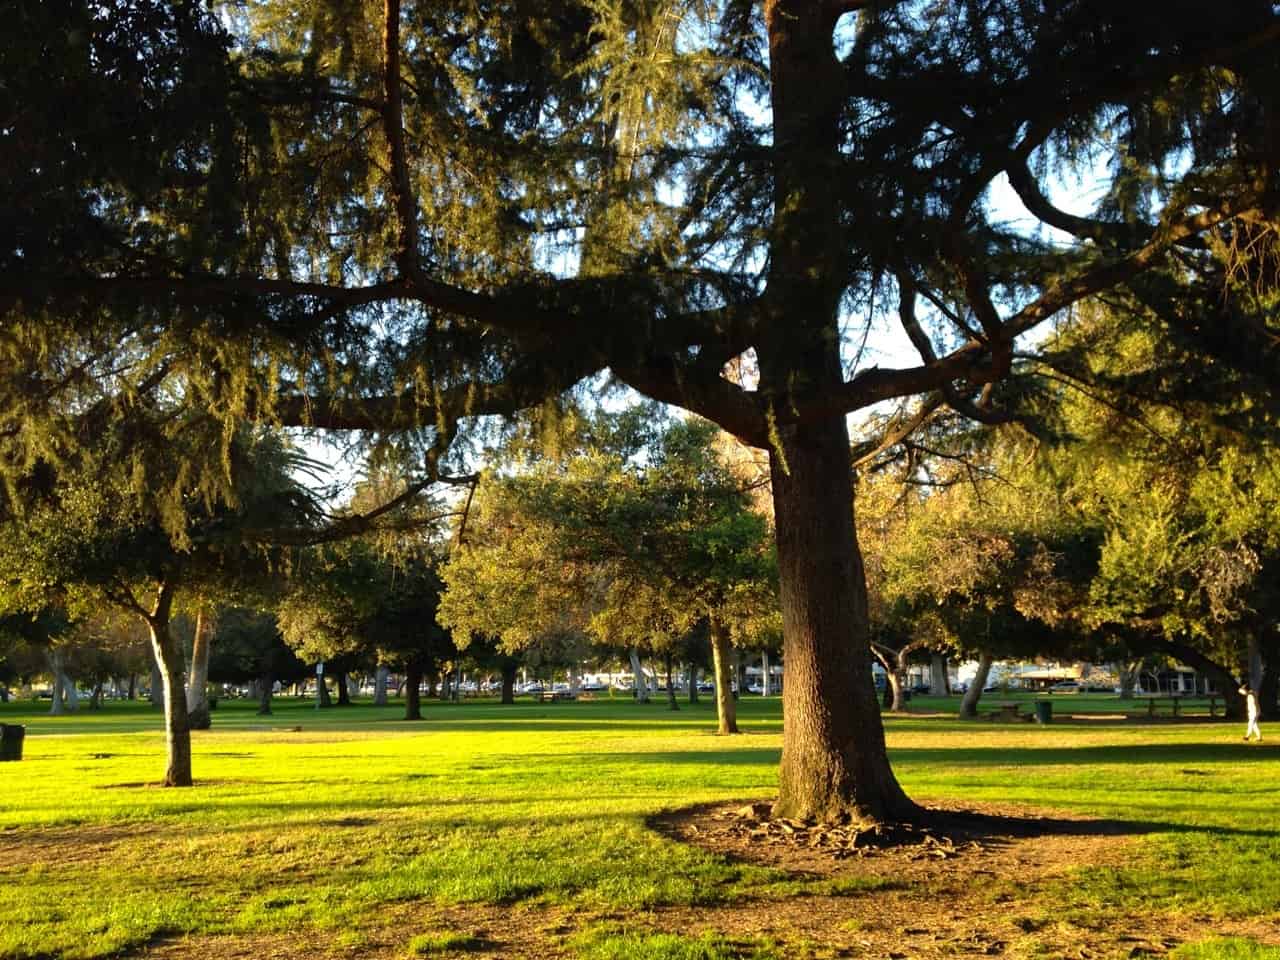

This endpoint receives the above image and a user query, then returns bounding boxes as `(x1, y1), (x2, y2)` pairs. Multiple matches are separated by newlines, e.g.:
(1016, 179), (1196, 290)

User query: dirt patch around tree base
(111, 800), (1280, 959)
(643, 799), (1277, 959)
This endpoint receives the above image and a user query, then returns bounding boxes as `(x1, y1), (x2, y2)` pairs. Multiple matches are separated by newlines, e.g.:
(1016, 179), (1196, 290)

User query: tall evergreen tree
(3, 0), (1276, 819)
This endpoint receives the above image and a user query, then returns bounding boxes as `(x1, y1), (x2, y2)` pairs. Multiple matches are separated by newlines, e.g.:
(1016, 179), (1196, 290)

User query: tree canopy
(3, 0), (1277, 819)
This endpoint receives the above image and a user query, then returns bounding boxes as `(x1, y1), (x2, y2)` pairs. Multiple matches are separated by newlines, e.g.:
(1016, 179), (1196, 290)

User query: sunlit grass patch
(1170, 939), (1280, 959)
(405, 929), (487, 955)
(1, 694), (1278, 958)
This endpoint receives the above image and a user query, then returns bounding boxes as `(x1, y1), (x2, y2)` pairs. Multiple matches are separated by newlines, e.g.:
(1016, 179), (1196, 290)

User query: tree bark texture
(629, 649), (649, 703)
(317, 675), (333, 708)
(929, 654), (949, 696)
(500, 662), (517, 704)
(186, 605), (213, 729)
(959, 652), (994, 719)
(146, 582), (192, 787)
(257, 671), (273, 715)
(47, 649), (67, 715)
(768, 417), (916, 823)
(149, 656), (164, 709)
(404, 661), (423, 720)
(709, 617), (738, 734)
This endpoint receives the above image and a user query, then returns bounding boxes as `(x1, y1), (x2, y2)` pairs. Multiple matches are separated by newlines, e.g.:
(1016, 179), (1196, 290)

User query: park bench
(539, 690), (575, 703)
(1130, 694), (1221, 718)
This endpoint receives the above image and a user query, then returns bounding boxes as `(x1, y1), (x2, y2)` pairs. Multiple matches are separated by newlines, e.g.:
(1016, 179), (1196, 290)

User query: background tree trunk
(257, 671), (274, 715)
(500, 662), (517, 704)
(61, 671), (79, 712)
(334, 669), (351, 706)
(317, 676), (332, 708)
(404, 662), (423, 720)
(709, 617), (738, 734)
(629, 649), (649, 703)
(1114, 659), (1141, 700)
(761, 650), (771, 696)
(127, 673), (137, 701)
(47, 649), (66, 715)
(687, 664), (699, 704)
(664, 651), (679, 711)
(186, 605), (213, 729)
(959, 652), (994, 719)
(929, 653), (949, 696)
(147, 582), (192, 787)
(373, 665), (389, 706)
(768, 416), (916, 823)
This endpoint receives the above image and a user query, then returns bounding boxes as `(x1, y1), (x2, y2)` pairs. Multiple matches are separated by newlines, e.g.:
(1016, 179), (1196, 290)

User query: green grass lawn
(1, 694), (1277, 959)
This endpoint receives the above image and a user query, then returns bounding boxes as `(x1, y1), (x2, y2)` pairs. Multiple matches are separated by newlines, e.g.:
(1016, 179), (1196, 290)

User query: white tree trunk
(959, 652), (994, 718)
(629, 649), (649, 703)
(62, 670), (79, 712)
(929, 653), (949, 695)
(761, 651), (771, 696)
(48, 649), (66, 715)
(186, 606), (213, 727)
(373, 665), (390, 706)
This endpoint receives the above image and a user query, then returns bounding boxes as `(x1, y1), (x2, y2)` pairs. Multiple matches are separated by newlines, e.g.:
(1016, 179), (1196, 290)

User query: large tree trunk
(373, 664), (390, 706)
(257, 671), (274, 715)
(500, 662), (517, 704)
(959, 652), (994, 719)
(62, 670), (79, 712)
(929, 653), (949, 696)
(146, 582), (192, 787)
(334, 669), (351, 706)
(709, 617), (739, 735)
(767, 417), (916, 823)
(404, 662), (423, 720)
(47, 649), (66, 715)
(1114, 659), (1141, 699)
(149, 655), (164, 709)
(757, 1), (916, 824)
(186, 605), (213, 730)
(127, 673), (137, 701)
(629, 649), (649, 703)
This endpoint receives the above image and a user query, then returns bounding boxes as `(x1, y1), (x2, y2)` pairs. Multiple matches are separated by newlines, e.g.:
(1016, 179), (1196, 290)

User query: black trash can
(1034, 700), (1053, 724)
(0, 723), (25, 761)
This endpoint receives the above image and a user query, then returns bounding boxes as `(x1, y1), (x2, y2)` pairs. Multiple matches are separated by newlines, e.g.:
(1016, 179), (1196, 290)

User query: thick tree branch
(382, 0), (420, 281)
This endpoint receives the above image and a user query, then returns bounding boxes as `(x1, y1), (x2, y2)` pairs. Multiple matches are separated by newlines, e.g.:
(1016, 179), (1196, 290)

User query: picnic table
(989, 701), (1023, 721)
(538, 690), (575, 703)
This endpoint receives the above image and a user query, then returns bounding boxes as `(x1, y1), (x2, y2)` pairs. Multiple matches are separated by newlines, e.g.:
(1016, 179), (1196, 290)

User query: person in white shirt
(1240, 685), (1262, 742)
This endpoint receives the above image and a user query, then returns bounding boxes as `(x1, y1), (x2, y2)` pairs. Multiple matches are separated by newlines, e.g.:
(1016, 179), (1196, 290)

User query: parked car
(1048, 681), (1082, 693)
